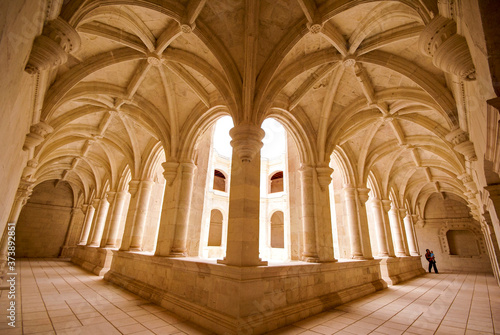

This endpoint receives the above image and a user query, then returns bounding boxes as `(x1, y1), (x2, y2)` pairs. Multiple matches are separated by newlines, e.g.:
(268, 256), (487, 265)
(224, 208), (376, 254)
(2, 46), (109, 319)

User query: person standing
(425, 249), (438, 273)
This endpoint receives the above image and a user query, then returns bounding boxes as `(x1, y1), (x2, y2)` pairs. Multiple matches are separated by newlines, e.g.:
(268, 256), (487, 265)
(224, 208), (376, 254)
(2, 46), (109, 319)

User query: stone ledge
(379, 256), (426, 285)
(104, 251), (388, 334)
(71, 245), (115, 276)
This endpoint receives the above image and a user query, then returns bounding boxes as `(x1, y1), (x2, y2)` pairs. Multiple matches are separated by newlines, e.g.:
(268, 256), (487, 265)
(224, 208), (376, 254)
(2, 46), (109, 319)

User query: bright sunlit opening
(213, 116), (286, 159)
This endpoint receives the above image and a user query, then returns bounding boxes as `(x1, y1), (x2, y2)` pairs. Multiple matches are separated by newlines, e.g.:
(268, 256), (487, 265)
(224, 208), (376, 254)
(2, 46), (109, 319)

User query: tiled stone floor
(0, 259), (499, 335)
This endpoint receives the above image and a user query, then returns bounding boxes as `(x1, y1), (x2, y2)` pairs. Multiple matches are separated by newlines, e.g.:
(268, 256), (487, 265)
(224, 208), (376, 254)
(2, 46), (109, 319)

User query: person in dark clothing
(425, 249), (438, 273)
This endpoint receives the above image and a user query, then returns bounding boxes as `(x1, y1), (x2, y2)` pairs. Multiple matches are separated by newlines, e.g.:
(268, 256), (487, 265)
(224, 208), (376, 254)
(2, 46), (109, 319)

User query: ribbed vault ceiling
(34, 0), (470, 215)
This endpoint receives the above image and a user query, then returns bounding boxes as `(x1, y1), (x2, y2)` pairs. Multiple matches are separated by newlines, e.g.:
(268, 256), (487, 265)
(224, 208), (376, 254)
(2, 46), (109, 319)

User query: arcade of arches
(1, 0), (500, 334)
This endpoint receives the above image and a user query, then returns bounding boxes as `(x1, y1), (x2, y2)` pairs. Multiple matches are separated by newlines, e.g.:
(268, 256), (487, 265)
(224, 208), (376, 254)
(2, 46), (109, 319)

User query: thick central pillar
(218, 124), (267, 266)
(299, 166), (319, 262)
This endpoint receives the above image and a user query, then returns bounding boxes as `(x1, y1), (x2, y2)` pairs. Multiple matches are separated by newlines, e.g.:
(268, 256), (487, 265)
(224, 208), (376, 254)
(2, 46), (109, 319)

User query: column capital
(316, 165), (333, 191)
(445, 127), (477, 161)
(92, 198), (101, 207)
(381, 199), (392, 212)
(398, 208), (407, 217)
(106, 191), (116, 203)
(15, 179), (36, 204)
(419, 15), (475, 80)
(162, 159), (180, 186)
(357, 188), (370, 203)
(128, 180), (141, 197)
(23, 121), (54, 151)
(25, 17), (81, 74)
(229, 124), (265, 163)
(22, 159), (38, 179)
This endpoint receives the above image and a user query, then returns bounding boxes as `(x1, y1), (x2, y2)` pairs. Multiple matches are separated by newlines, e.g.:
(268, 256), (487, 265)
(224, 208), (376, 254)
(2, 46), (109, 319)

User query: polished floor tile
(0, 259), (499, 334)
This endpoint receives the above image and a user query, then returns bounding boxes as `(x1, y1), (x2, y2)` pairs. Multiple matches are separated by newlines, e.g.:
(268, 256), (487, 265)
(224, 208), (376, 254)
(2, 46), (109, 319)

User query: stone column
(120, 180), (154, 251)
(388, 204), (406, 256)
(357, 188), (373, 259)
(298, 165), (319, 262)
(381, 200), (396, 257)
(343, 186), (364, 259)
(218, 124), (267, 266)
(371, 198), (389, 257)
(88, 194), (111, 247)
(129, 180), (155, 251)
(403, 213), (419, 256)
(0, 179), (35, 263)
(167, 163), (196, 256)
(60, 207), (83, 256)
(81, 200), (97, 245)
(398, 208), (410, 256)
(315, 165), (336, 262)
(77, 204), (89, 244)
(411, 214), (421, 253)
(103, 191), (128, 248)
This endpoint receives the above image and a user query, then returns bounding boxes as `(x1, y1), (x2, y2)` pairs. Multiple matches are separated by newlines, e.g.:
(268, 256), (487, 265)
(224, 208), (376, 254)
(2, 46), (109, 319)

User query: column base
(217, 257), (268, 267)
(380, 256), (426, 285)
(71, 245), (114, 276)
(129, 247), (143, 252)
(105, 252), (386, 334)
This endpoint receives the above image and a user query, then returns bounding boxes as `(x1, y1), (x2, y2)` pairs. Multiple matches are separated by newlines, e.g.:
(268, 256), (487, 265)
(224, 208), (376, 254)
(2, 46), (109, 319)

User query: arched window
(270, 211), (284, 248)
(213, 169), (227, 192)
(447, 230), (479, 256)
(208, 209), (223, 246)
(270, 171), (284, 193)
